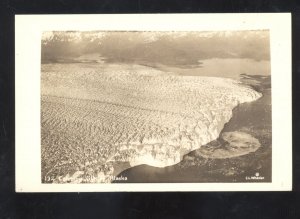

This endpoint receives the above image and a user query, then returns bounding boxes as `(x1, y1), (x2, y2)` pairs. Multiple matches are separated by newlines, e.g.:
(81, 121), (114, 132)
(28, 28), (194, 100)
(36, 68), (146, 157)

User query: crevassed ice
(41, 63), (262, 169)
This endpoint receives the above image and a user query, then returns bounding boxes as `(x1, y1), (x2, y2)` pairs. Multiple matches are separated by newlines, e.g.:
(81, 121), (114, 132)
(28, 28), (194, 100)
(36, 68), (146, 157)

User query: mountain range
(41, 30), (270, 66)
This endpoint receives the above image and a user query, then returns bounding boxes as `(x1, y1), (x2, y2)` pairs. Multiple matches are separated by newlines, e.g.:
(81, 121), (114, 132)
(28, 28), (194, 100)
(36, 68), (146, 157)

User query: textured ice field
(41, 63), (262, 183)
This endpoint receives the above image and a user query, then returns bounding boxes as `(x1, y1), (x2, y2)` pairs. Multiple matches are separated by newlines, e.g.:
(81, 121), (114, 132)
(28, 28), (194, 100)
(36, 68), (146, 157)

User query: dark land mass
(114, 74), (271, 183)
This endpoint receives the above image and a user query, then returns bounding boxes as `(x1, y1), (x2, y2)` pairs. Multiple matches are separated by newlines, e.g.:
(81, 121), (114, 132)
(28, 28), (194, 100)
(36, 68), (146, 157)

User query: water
(114, 74), (271, 183)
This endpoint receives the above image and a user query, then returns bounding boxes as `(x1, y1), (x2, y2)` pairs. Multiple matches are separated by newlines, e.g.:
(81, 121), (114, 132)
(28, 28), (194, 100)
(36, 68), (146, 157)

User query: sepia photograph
(15, 14), (291, 191)
(41, 30), (271, 184)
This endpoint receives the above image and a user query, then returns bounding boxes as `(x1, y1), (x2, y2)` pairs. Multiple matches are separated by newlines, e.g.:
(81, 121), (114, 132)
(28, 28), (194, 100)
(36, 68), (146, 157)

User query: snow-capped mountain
(41, 30), (270, 65)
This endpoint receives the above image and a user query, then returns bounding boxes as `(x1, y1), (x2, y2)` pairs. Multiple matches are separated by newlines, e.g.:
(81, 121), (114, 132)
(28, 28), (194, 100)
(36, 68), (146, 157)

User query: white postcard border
(15, 13), (292, 192)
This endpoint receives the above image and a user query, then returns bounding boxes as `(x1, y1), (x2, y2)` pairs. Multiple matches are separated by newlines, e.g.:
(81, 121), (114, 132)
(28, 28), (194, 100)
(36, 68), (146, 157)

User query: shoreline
(40, 62), (271, 183)
(114, 74), (271, 183)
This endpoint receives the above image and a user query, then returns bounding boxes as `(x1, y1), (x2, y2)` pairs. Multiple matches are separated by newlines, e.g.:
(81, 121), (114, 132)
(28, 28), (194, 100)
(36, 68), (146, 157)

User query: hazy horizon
(41, 30), (270, 69)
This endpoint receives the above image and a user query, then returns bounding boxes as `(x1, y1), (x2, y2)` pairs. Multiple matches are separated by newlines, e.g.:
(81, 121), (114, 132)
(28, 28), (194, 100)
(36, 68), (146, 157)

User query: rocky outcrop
(196, 131), (261, 159)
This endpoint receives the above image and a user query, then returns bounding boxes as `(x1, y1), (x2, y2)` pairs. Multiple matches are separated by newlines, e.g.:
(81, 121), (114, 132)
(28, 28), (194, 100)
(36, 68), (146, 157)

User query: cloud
(41, 30), (270, 65)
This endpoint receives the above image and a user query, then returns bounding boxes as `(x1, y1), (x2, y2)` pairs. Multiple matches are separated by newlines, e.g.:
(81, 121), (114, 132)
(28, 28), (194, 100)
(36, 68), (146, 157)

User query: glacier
(41, 63), (262, 182)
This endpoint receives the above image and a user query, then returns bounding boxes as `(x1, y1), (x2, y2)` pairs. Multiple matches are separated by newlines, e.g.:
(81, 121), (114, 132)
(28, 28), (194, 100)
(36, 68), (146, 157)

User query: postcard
(15, 13), (292, 191)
